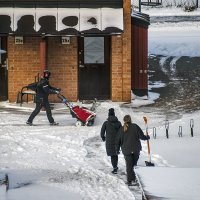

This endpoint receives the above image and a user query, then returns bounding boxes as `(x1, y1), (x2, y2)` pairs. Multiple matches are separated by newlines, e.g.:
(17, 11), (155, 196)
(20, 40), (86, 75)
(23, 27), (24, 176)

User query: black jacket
(36, 78), (58, 102)
(101, 116), (122, 156)
(116, 122), (149, 156)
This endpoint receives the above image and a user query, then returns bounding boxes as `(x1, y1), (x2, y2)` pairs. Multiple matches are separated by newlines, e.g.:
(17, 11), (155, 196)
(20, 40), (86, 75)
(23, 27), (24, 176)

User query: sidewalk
(0, 101), (70, 115)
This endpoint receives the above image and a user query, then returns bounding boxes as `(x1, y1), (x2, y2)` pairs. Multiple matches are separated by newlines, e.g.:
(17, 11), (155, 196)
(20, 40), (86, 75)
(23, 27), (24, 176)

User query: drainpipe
(40, 37), (47, 73)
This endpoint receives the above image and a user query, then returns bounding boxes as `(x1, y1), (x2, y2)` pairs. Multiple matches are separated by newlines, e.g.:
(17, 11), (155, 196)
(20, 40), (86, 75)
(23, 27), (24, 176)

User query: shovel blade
(145, 161), (155, 166)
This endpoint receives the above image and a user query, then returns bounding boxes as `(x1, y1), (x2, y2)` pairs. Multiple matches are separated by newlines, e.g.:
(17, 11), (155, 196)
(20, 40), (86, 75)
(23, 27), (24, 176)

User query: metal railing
(132, 0), (199, 12)
(151, 118), (195, 139)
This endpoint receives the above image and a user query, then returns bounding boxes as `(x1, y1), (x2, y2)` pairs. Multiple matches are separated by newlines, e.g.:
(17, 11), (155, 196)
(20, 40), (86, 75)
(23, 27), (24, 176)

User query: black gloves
(146, 135), (150, 140)
(55, 88), (61, 94)
(102, 137), (106, 142)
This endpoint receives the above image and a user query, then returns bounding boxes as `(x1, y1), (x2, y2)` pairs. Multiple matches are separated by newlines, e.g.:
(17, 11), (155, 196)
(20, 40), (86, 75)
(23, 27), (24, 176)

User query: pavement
(148, 55), (200, 113)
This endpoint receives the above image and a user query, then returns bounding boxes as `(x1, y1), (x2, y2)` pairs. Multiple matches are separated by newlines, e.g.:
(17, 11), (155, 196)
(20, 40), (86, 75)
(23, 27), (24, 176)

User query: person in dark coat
(26, 70), (60, 126)
(101, 108), (122, 174)
(116, 115), (150, 186)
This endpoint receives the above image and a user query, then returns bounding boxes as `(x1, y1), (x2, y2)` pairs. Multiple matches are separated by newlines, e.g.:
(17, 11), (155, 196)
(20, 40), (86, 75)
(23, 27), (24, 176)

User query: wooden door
(78, 36), (110, 100)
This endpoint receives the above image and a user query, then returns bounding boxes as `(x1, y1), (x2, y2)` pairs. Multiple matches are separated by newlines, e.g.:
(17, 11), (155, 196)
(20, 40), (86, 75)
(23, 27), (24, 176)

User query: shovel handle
(143, 116), (151, 157)
(147, 139), (150, 155)
(143, 116), (148, 135)
(143, 116), (147, 124)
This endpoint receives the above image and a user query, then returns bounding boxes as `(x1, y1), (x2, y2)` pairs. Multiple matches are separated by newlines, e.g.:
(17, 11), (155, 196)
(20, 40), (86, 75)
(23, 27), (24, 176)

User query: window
(0, 37), (1, 64)
(84, 37), (104, 64)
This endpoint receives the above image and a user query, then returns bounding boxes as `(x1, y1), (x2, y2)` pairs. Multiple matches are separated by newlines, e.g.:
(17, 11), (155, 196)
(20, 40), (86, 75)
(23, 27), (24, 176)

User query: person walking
(26, 70), (60, 126)
(116, 115), (150, 186)
(101, 108), (122, 174)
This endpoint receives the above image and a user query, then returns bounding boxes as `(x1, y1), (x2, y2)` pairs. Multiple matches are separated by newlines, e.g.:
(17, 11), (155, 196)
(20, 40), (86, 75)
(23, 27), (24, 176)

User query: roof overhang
(131, 11), (150, 28)
(0, 0), (124, 36)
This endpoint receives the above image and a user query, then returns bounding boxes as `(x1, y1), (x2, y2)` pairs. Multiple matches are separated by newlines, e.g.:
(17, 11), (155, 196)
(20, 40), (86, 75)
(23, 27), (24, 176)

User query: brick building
(0, 0), (131, 103)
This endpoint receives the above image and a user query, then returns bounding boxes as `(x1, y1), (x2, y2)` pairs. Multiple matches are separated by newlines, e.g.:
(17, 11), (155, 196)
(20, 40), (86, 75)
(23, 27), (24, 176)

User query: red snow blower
(143, 116), (155, 166)
(57, 93), (96, 126)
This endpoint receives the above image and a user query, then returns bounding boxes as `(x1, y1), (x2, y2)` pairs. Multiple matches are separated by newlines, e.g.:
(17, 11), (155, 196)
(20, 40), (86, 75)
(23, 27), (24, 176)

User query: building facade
(0, 0), (131, 103)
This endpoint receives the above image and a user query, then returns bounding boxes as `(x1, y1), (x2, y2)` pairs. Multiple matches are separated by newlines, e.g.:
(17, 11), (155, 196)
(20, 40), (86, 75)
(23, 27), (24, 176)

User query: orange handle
(143, 116), (147, 124)
(143, 116), (150, 155)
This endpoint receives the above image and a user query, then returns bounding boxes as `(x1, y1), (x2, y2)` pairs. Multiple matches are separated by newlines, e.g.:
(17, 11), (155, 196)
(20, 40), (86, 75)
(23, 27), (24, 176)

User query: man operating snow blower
(26, 70), (60, 126)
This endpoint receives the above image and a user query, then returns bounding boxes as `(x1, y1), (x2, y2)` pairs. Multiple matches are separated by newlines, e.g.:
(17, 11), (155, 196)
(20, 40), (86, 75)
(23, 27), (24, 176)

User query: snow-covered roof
(131, 11), (150, 26)
(0, 6), (124, 35)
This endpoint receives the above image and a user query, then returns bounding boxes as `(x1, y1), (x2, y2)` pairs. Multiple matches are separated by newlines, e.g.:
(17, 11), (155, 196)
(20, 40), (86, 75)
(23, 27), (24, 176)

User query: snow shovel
(143, 116), (155, 167)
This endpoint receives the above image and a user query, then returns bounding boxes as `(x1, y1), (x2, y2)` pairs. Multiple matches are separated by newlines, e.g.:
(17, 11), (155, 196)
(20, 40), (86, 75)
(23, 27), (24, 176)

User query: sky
(1, 5), (200, 200)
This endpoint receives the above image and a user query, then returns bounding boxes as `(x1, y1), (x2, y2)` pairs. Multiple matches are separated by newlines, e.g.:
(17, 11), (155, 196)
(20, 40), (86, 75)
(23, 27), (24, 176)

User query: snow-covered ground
(148, 21), (200, 57)
(0, 94), (200, 200)
(0, 101), (151, 200)
(141, 5), (200, 57)
(1, 5), (200, 200)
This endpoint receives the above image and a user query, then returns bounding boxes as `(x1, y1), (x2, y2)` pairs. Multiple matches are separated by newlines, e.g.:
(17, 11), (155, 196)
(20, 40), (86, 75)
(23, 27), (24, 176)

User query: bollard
(190, 119), (194, 137)
(165, 120), (169, 138)
(153, 127), (156, 139)
(178, 126), (182, 137)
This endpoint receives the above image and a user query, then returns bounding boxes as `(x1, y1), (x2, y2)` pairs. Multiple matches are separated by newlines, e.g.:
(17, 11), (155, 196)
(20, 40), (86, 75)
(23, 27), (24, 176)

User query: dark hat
(43, 70), (51, 79)
(108, 108), (115, 116)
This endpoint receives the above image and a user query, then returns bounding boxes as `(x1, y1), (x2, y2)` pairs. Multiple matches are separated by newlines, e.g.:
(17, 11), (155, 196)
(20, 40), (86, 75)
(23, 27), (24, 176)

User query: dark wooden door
(131, 25), (148, 90)
(0, 37), (8, 101)
(78, 36), (110, 100)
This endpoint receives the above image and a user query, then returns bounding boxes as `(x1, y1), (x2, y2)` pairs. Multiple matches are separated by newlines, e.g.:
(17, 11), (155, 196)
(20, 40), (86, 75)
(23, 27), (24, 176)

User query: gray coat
(101, 116), (122, 156)
(116, 122), (149, 156)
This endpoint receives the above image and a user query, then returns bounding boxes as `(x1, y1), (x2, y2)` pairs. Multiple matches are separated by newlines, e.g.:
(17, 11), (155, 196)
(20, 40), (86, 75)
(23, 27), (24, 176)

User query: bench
(16, 73), (39, 106)
(16, 86), (36, 106)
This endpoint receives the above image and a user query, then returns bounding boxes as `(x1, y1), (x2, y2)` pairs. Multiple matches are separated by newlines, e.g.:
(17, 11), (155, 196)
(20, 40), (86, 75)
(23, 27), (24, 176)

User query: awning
(0, 0), (124, 35)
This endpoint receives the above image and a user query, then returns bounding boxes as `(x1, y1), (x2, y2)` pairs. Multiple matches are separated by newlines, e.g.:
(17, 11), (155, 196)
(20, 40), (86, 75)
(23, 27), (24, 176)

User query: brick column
(122, 0), (131, 102)
(112, 0), (131, 102)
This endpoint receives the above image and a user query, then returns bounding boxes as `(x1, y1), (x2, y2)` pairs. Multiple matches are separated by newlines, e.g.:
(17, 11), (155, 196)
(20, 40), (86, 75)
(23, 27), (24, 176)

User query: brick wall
(111, 36), (123, 101)
(122, 0), (132, 102)
(112, 0), (131, 102)
(8, 36), (41, 102)
(47, 37), (78, 102)
(7, 36), (77, 103)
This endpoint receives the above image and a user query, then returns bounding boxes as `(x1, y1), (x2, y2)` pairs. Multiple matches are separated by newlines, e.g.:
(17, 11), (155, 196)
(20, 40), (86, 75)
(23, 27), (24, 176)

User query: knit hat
(43, 70), (51, 79)
(108, 108), (115, 116)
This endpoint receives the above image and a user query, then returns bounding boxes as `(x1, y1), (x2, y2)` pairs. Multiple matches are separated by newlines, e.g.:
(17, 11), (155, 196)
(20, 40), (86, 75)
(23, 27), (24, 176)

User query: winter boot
(26, 121), (33, 126)
(50, 122), (59, 126)
(126, 180), (138, 186)
(111, 167), (118, 174)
